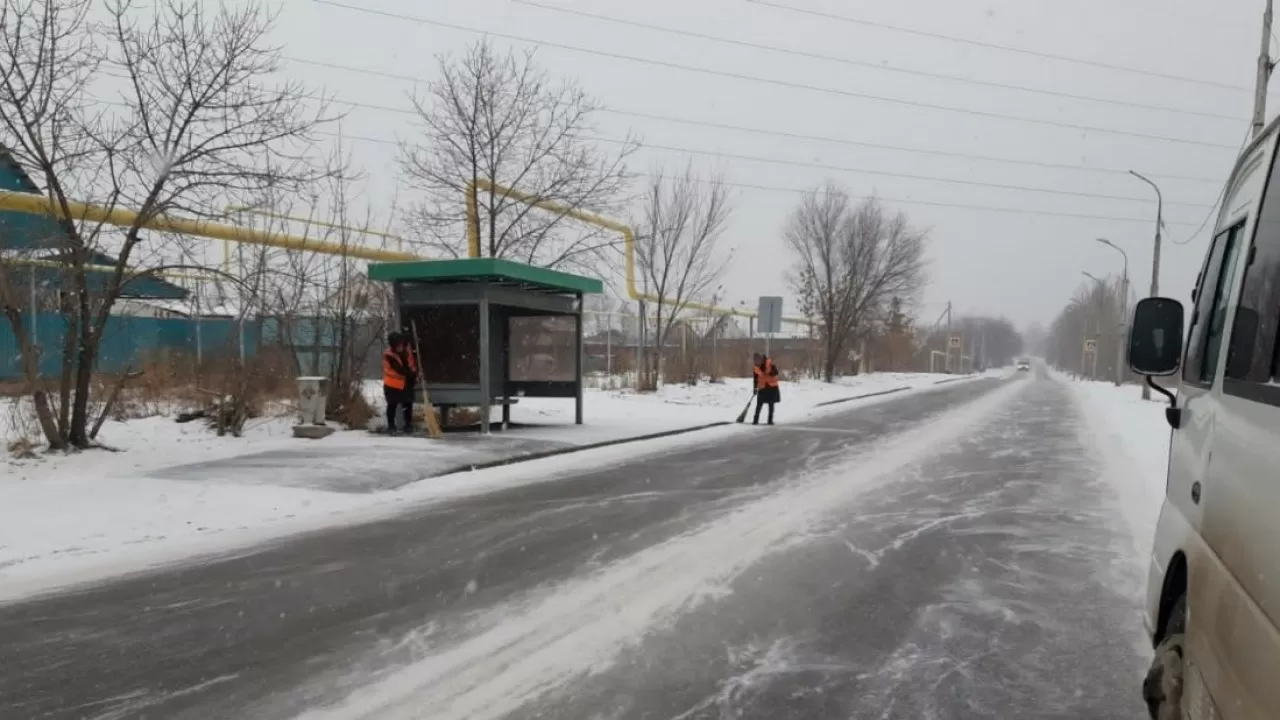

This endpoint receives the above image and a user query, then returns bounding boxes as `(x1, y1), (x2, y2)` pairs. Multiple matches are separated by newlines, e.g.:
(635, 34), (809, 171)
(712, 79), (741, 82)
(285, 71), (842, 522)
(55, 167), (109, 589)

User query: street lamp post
(1082, 272), (1106, 380)
(1129, 170), (1163, 399)
(1097, 238), (1130, 387)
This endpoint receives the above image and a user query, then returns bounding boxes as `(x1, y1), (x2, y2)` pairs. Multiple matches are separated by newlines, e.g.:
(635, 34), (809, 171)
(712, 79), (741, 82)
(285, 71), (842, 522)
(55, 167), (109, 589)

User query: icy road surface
(0, 372), (1150, 719)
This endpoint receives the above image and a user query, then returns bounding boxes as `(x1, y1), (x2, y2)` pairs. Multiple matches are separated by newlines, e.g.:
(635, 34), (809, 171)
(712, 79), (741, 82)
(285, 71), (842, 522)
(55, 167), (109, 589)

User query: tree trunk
(57, 301), (77, 438)
(68, 323), (99, 447)
(0, 301), (65, 448)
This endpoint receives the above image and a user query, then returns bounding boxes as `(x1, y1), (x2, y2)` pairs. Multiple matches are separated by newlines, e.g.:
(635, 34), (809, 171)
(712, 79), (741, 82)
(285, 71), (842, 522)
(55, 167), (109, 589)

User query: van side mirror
(1128, 297), (1185, 377)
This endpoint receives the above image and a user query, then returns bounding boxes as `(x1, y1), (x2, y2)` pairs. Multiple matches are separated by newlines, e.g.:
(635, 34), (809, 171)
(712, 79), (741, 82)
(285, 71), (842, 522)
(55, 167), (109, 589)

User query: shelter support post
(479, 295), (491, 435)
(576, 297), (584, 425)
(502, 314), (511, 430)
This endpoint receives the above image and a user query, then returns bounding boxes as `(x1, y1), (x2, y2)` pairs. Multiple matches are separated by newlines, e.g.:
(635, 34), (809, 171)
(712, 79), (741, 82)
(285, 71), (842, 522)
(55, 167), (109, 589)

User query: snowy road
(0, 372), (1150, 719)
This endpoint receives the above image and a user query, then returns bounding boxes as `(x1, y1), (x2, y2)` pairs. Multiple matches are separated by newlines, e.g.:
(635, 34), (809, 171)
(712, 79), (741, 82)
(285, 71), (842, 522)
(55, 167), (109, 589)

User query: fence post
(29, 270), (37, 344)
(194, 285), (203, 367)
(637, 299), (646, 389)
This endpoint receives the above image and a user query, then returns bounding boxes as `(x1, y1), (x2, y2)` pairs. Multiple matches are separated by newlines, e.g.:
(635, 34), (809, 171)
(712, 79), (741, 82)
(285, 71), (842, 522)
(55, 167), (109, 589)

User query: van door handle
(1191, 482), (1202, 504)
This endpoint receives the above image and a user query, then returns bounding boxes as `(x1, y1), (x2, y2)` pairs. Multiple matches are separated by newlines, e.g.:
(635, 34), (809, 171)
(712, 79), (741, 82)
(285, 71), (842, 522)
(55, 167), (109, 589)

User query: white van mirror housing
(1128, 297), (1185, 377)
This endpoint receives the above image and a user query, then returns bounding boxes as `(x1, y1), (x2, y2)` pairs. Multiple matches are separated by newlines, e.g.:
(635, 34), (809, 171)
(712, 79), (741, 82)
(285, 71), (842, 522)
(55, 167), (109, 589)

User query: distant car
(1016, 360), (1031, 372)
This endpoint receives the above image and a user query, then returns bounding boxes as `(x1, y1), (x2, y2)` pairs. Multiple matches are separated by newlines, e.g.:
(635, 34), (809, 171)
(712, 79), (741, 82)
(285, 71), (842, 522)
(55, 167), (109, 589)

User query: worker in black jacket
(752, 353), (781, 425)
(382, 331), (417, 434)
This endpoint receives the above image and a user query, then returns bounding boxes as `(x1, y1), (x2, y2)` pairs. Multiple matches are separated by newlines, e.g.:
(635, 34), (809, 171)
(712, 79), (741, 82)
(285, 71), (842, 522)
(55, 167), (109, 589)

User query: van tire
(1143, 595), (1186, 720)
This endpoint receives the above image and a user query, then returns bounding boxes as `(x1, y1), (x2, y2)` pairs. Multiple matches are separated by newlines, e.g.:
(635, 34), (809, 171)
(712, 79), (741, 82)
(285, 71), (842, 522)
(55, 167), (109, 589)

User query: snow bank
(0, 372), (966, 602)
(0, 424), (742, 604)
(1062, 377), (1172, 563)
(362, 371), (965, 440)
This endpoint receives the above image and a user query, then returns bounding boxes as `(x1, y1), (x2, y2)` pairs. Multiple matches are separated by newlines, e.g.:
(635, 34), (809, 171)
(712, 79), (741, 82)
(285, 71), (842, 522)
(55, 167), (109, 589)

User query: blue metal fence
(0, 312), (261, 379)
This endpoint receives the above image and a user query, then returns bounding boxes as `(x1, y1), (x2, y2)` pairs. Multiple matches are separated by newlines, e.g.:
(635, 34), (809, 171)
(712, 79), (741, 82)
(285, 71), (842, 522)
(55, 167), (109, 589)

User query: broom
(408, 319), (444, 438)
(735, 389), (756, 424)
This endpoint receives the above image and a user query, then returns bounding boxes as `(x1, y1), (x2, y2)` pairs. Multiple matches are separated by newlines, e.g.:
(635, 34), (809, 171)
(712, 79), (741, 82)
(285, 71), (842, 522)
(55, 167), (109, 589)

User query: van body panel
(1209, 396), (1280, 637)
(1188, 532), (1280, 719)
(1145, 127), (1279, 717)
(1146, 499), (1197, 637)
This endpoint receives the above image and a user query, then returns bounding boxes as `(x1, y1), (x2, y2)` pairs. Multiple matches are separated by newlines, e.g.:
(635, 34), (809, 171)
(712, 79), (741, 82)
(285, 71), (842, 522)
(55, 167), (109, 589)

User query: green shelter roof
(368, 258), (602, 295)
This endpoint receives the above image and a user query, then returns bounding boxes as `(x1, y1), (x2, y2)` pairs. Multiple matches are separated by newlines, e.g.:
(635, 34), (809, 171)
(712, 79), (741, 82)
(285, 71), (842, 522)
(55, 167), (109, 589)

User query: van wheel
(1143, 595), (1186, 720)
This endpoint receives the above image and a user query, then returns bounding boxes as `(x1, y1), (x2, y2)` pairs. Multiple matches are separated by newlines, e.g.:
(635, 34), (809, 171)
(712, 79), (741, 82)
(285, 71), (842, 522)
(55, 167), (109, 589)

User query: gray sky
(267, 0), (1267, 328)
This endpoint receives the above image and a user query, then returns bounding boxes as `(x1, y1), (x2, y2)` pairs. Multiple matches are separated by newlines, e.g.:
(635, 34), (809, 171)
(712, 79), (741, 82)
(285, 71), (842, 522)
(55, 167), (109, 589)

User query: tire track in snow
(296, 379), (1027, 720)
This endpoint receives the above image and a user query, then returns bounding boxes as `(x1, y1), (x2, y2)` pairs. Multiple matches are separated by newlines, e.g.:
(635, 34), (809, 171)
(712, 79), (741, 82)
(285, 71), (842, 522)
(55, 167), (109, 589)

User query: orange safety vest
(754, 358), (780, 390)
(383, 348), (413, 390)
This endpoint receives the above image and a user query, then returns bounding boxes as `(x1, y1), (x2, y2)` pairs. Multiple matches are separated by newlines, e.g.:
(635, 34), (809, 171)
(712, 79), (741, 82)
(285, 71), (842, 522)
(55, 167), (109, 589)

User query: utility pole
(1098, 238), (1130, 387)
(1255, 0), (1275, 139)
(1128, 170), (1163, 399)
(945, 301), (953, 373)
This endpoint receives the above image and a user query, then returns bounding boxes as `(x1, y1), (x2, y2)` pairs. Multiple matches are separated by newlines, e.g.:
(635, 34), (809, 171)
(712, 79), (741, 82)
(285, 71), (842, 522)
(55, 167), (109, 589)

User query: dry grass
(1, 350), (305, 448)
(330, 381), (376, 429)
(3, 395), (41, 459)
(439, 406), (480, 428)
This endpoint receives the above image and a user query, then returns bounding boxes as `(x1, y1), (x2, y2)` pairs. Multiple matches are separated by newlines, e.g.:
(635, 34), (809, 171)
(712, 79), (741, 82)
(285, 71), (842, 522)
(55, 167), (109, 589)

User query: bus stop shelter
(367, 258), (603, 434)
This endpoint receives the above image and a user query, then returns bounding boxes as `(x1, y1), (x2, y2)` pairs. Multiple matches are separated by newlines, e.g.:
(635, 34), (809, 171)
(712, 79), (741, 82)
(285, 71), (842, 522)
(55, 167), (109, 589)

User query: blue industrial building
(0, 147), (253, 379)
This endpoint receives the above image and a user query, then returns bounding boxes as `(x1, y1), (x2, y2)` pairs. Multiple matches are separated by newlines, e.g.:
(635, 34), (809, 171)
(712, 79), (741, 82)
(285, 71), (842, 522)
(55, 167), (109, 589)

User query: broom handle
(412, 319), (448, 438)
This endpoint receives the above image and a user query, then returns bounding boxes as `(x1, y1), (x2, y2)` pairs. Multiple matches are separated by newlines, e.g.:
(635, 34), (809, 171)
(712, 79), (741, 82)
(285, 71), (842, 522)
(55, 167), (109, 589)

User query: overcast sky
(263, 0), (1267, 329)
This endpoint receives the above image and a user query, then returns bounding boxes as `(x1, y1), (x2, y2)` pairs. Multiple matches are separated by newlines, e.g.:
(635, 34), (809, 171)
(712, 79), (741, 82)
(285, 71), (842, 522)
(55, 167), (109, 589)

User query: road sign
(948, 335), (961, 348)
(757, 296), (783, 334)
(1084, 338), (1097, 351)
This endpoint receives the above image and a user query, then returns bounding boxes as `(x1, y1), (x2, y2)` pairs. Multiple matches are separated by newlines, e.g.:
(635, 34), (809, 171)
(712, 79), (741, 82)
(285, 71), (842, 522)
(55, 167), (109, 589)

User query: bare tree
(634, 163), (732, 389)
(785, 184), (927, 382)
(915, 314), (1023, 371)
(401, 39), (637, 273)
(0, 0), (331, 449)
(1046, 276), (1125, 379)
(224, 141), (393, 430)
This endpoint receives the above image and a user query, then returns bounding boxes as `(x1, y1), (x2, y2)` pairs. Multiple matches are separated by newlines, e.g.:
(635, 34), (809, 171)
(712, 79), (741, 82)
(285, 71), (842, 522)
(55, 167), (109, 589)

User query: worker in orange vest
(752, 352), (781, 425)
(382, 331), (418, 435)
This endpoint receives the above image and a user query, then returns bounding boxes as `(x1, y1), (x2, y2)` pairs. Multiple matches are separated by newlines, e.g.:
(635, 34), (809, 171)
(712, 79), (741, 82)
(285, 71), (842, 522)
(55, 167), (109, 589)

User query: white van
(1127, 119), (1280, 719)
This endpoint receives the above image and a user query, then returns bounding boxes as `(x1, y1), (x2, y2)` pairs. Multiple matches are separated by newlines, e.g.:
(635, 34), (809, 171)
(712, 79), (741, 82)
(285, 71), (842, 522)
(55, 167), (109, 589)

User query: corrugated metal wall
(0, 312), (261, 379)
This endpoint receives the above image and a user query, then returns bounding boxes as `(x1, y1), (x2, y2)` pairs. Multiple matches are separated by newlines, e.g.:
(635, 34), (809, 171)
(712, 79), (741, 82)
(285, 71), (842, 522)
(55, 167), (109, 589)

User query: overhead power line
(307, 0), (1240, 150)
(98, 55), (1231, 190)
(513, 0), (1242, 123)
(632, 173), (1202, 226)
(275, 55), (1225, 185)
(594, 109), (1223, 185)
(746, 0), (1251, 93)
(314, 128), (1199, 226)
(591, 137), (1215, 209)
(312, 125), (1213, 208)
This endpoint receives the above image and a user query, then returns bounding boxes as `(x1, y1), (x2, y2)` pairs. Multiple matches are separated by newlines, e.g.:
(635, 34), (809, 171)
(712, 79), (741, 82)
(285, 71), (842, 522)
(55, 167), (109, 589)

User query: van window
(1225, 145), (1280, 403)
(1185, 226), (1241, 386)
(1201, 226), (1244, 383)
(1225, 237), (1280, 385)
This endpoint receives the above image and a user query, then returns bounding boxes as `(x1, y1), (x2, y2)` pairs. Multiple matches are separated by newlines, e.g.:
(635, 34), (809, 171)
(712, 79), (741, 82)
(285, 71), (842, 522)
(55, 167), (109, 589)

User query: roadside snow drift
(1064, 379), (1172, 563)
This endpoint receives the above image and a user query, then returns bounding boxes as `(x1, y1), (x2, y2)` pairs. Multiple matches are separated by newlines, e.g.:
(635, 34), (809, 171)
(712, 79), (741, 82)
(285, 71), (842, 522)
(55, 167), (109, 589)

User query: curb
(436, 421), (732, 477)
(931, 376), (973, 386)
(814, 384), (916, 407)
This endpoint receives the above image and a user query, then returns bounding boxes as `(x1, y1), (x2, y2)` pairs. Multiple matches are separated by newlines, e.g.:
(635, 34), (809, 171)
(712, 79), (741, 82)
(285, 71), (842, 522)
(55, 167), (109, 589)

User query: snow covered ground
(0, 371), (969, 603)
(408, 371), (962, 443)
(1062, 375), (1173, 563)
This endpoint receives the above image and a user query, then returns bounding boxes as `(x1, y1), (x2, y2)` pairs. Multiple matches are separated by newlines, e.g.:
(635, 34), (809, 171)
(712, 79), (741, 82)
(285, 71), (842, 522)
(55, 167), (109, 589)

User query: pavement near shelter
(0, 372), (1151, 719)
